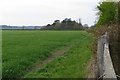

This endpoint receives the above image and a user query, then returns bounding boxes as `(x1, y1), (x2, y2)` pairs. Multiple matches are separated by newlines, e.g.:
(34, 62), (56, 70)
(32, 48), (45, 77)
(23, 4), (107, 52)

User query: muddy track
(26, 46), (71, 75)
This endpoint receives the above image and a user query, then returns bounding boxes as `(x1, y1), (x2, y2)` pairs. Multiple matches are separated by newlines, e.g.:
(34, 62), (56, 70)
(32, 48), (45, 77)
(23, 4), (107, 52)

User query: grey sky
(0, 0), (101, 26)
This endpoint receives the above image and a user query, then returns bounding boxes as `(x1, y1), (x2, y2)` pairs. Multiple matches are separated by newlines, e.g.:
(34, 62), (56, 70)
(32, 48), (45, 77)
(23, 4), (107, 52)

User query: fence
(97, 32), (117, 80)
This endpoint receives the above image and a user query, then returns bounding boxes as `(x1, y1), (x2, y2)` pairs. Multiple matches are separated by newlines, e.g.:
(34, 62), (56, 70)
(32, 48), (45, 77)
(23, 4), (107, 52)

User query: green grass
(24, 31), (93, 78)
(0, 30), (2, 79)
(2, 30), (93, 78)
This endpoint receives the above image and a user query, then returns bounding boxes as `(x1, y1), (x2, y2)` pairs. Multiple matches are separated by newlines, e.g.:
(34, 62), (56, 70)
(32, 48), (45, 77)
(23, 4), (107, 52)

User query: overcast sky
(0, 0), (101, 26)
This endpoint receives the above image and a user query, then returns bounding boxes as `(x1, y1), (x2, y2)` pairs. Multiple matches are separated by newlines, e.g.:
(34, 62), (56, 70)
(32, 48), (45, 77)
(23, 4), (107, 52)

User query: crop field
(0, 30), (2, 78)
(2, 30), (93, 78)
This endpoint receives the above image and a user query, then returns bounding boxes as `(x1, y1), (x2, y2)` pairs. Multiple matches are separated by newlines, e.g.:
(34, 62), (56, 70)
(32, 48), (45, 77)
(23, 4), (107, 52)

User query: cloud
(0, 0), (101, 26)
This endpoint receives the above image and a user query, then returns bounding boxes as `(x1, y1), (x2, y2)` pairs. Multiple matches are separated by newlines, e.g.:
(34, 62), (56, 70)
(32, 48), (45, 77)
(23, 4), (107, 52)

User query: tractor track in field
(25, 34), (90, 76)
(26, 46), (71, 75)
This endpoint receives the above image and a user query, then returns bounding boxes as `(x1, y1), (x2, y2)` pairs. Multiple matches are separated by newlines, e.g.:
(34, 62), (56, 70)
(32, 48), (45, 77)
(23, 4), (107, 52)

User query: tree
(96, 2), (117, 26)
(41, 18), (83, 30)
(83, 24), (89, 30)
(118, 1), (120, 24)
(22, 26), (25, 30)
(47, 24), (51, 26)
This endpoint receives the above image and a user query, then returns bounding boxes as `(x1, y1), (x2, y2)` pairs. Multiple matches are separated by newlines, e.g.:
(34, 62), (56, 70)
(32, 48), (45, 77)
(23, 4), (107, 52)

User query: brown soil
(87, 55), (97, 79)
(29, 46), (71, 73)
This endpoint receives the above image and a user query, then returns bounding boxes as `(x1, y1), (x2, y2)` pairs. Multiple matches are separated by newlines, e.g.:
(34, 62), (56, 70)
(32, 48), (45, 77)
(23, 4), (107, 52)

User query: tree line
(96, 1), (120, 26)
(41, 18), (87, 30)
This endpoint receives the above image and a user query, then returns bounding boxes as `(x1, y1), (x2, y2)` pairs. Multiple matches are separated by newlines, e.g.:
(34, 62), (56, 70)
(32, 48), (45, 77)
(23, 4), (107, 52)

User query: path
(27, 46), (71, 75)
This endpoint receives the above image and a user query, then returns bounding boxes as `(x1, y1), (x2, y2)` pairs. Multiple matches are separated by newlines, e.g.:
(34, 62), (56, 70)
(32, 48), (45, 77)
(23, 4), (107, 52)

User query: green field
(2, 30), (93, 78)
(0, 30), (2, 79)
